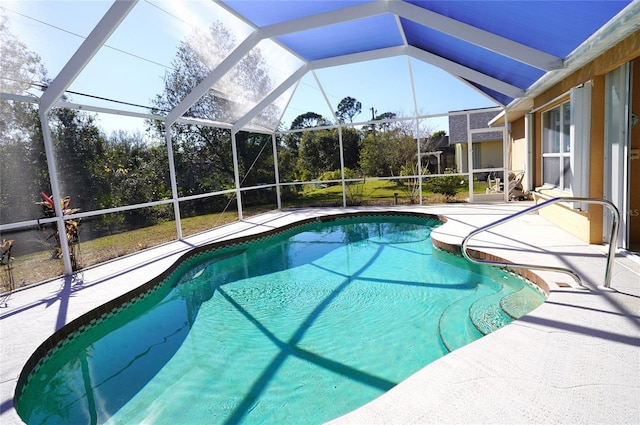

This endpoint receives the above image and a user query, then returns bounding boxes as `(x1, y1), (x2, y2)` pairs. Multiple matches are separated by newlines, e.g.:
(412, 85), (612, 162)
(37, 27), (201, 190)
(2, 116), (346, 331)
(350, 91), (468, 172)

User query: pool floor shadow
(219, 243), (397, 424)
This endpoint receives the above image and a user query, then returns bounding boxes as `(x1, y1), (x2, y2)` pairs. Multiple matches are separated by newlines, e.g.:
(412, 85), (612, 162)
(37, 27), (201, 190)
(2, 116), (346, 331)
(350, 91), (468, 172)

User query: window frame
(541, 100), (572, 191)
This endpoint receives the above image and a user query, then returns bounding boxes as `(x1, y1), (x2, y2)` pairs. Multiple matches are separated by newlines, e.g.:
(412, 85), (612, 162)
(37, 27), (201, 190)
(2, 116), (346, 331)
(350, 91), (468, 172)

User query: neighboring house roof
(448, 108), (503, 144)
(424, 135), (449, 149)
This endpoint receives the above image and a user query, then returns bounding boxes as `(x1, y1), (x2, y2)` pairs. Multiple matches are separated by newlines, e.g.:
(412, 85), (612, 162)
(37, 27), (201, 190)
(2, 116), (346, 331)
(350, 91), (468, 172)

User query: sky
(1, 0), (498, 137)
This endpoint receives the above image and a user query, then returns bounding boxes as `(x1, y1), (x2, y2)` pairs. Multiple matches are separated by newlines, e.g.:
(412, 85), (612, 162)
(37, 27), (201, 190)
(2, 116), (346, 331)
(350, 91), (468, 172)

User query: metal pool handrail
(461, 197), (620, 292)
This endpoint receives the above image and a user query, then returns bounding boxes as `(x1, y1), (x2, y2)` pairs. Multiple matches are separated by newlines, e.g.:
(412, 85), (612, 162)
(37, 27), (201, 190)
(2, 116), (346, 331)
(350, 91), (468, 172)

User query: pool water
(16, 216), (545, 425)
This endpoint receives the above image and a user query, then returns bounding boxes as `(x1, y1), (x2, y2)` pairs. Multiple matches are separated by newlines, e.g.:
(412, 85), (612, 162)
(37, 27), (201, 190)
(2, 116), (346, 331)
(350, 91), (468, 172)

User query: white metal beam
(231, 131), (243, 220)
(39, 0), (137, 113)
(406, 46), (524, 99)
(167, 2), (389, 127)
(452, 75), (507, 107)
(0, 93), (38, 103)
(313, 70), (339, 123)
(167, 0), (548, 130)
(259, 1), (388, 38)
(310, 45), (523, 100)
(389, 1), (562, 71)
(39, 110), (73, 274)
(165, 131), (183, 239)
(311, 45), (406, 69)
(272, 133), (282, 209)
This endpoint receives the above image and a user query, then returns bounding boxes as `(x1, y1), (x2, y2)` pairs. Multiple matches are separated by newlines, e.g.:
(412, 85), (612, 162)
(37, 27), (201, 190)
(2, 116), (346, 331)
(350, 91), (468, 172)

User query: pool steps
(469, 283), (513, 335)
(500, 286), (544, 319)
(439, 279), (542, 352)
(437, 285), (486, 352)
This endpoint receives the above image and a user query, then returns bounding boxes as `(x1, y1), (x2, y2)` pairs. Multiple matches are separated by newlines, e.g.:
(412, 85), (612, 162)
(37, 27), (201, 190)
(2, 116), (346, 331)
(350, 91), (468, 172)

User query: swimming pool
(15, 213), (546, 424)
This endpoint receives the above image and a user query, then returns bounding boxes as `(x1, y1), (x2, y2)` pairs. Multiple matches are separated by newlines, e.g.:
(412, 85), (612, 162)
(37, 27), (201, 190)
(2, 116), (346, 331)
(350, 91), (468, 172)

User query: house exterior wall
(630, 57), (640, 248)
(455, 140), (502, 174)
(450, 108), (504, 176)
(520, 31), (640, 244)
(509, 118), (526, 184)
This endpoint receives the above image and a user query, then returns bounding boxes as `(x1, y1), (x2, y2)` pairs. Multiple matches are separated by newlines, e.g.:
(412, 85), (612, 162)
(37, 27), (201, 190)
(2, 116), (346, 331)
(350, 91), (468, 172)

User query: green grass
(3, 207), (269, 291)
(285, 178), (479, 207)
(2, 179), (482, 292)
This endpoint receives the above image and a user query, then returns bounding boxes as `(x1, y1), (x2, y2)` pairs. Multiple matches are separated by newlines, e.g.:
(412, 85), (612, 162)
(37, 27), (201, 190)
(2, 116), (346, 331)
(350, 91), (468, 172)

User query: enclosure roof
(4, 0), (638, 133)
(219, 0), (634, 104)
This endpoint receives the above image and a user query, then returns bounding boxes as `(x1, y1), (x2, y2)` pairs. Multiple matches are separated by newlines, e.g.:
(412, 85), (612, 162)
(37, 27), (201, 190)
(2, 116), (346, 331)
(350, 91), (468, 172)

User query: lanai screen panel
(208, 38), (305, 128)
(67, 0), (252, 118)
(245, 84), (298, 133)
(2, 0), (635, 128)
(313, 57), (416, 121)
(220, 0), (632, 111)
(222, 0), (377, 27)
(409, 58), (498, 115)
(1, 1), (109, 97)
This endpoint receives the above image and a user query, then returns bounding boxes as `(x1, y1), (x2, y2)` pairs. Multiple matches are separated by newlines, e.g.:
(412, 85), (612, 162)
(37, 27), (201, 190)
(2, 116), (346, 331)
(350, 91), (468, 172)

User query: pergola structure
(1, 0), (637, 276)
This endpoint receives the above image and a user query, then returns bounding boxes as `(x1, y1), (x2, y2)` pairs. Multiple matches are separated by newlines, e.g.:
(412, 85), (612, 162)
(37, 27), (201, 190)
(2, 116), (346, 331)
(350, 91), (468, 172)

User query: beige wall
(456, 140), (503, 173)
(630, 57), (640, 248)
(523, 32), (640, 244)
(509, 118), (526, 171)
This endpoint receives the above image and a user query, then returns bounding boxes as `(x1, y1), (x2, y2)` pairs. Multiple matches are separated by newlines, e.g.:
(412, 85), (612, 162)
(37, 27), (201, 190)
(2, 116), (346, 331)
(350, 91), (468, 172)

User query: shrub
(425, 169), (467, 201)
(317, 168), (357, 185)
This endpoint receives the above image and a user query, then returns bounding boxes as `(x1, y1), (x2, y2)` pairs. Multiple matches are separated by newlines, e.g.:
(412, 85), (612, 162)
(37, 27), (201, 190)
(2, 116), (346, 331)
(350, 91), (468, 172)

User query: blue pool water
(16, 215), (545, 425)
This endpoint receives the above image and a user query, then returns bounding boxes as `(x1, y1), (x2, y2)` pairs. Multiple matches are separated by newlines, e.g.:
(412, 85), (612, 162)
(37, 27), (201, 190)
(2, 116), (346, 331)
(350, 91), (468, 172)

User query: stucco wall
(527, 32), (640, 245)
(456, 140), (503, 174)
(630, 57), (640, 248)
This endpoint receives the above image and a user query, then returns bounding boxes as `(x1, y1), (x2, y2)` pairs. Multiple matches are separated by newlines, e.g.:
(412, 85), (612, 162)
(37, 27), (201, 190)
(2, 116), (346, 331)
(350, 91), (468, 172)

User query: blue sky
(2, 0), (497, 136)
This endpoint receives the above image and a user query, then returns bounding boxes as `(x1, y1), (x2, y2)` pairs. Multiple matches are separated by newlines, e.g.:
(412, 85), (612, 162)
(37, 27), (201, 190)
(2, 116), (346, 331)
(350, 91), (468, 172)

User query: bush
(318, 168), (357, 185)
(425, 169), (467, 201)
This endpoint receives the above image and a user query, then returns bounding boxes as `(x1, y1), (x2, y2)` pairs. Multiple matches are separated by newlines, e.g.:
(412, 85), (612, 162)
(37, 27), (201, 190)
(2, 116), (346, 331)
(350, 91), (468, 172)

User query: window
(542, 101), (571, 190)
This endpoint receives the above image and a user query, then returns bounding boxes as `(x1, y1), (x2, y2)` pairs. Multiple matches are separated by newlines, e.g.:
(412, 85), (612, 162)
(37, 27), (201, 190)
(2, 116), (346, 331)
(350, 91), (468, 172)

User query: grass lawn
(286, 178), (482, 206)
(2, 178), (483, 291)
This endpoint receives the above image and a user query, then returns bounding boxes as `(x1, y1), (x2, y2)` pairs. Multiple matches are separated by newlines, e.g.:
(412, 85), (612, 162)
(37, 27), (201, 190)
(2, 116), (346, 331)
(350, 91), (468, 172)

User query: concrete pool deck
(1, 203), (639, 424)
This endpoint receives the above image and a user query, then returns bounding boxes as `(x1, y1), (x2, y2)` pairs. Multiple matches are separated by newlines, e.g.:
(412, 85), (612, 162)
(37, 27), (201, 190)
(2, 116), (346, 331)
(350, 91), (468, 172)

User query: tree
(362, 111), (397, 134)
(150, 21), (275, 213)
(336, 97), (362, 124)
(297, 127), (360, 180)
(278, 112), (331, 182)
(0, 15), (46, 98)
(0, 16), (50, 224)
(425, 169), (466, 201)
(359, 128), (415, 177)
(91, 131), (171, 228)
(290, 112), (329, 131)
(49, 107), (108, 212)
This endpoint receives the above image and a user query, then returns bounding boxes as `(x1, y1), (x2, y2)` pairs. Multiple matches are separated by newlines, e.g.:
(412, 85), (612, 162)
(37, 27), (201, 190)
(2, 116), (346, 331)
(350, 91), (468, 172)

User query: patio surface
(1, 203), (639, 424)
